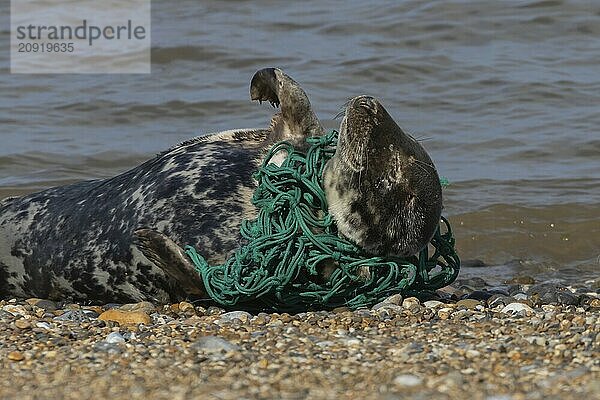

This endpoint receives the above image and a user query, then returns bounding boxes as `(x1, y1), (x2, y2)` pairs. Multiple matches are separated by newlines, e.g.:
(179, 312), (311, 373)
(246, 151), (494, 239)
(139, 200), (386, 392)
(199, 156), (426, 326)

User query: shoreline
(1, 282), (598, 400)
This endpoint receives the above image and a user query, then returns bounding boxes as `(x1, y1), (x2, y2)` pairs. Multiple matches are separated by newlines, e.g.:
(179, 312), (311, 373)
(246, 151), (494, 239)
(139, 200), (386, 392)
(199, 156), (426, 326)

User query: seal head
(323, 95), (442, 257)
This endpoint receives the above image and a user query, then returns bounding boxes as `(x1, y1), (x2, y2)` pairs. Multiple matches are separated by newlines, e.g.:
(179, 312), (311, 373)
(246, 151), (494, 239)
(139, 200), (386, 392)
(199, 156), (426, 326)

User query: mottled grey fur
(0, 68), (321, 304)
(323, 96), (442, 257)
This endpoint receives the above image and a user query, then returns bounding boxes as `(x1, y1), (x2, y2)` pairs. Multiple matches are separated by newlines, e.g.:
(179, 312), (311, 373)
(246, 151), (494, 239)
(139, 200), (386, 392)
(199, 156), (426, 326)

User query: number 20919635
(18, 42), (75, 53)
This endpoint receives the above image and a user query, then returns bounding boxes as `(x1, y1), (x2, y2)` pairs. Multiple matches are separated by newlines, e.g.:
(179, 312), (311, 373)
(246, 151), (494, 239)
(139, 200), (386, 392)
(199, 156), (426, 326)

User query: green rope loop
(186, 130), (460, 312)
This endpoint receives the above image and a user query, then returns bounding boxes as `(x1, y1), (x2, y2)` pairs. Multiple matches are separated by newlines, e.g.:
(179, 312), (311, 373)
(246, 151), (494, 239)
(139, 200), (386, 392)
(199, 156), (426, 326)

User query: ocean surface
(0, 0), (598, 285)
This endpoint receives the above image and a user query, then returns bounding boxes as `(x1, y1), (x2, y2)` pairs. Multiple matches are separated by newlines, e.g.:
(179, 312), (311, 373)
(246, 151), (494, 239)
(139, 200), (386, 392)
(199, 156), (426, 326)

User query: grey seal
(323, 95), (442, 258)
(141, 95), (443, 287)
(0, 67), (322, 303)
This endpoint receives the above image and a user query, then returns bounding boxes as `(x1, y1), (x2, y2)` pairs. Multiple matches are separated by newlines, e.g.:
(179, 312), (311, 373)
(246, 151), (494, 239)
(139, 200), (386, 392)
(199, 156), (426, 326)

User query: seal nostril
(356, 96), (377, 112)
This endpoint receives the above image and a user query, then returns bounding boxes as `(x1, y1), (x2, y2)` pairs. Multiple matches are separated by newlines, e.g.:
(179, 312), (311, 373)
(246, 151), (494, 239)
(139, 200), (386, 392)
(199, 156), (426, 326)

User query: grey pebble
(316, 341), (335, 348)
(54, 310), (92, 322)
(31, 300), (58, 311)
(93, 342), (124, 354)
(526, 336), (547, 346)
(488, 286), (510, 296)
(339, 337), (361, 346)
(218, 311), (251, 323)
(512, 293), (529, 301)
(355, 309), (374, 318)
(527, 283), (579, 305)
(455, 277), (489, 289)
(122, 332), (137, 341)
(119, 301), (156, 314)
(372, 302), (403, 313)
(151, 313), (174, 325)
(103, 303), (123, 309)
(192, 336), (239, 353)
(508, 285), (525, 296)
(465, 290), (494, 301)
(382, 294), (403, 305)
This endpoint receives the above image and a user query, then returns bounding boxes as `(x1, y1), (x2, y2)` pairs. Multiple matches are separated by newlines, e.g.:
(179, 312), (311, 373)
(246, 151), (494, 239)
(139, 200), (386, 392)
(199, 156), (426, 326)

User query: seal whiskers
(323, 95), (442, 258)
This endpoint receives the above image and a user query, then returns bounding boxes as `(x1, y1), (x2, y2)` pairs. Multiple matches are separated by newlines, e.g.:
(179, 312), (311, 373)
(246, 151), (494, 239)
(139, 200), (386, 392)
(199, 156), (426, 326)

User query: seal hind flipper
(250, 67), (280, 107)
(250, 67), (323, 148)
(133, 229), (205, 297)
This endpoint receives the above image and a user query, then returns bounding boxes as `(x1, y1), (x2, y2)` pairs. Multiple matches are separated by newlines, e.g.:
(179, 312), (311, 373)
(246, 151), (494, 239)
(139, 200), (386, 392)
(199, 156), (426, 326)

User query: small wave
(0, 151), (150, 189)
(152, 46), (229, 64)
(518, 0), (564, 9)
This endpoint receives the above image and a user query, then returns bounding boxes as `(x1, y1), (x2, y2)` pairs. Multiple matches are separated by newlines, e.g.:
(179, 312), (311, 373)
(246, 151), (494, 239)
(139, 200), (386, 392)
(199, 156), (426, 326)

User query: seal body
(323, 96), (442, 257)
(0, 68), (322, 304)
(0, 130), (268, 303)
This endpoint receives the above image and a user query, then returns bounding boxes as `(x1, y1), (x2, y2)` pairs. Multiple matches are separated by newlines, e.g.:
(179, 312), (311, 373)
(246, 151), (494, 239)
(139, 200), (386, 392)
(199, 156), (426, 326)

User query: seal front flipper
(250, 67), (323, 148)
(133, 229), (205, 297)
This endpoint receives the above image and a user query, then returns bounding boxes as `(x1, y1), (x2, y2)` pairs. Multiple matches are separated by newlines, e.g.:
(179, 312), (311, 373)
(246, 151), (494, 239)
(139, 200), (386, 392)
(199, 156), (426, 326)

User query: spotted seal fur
(0, 68), (322, 303)
(324, 95), (442, 257)
(137, 96), (444, 287)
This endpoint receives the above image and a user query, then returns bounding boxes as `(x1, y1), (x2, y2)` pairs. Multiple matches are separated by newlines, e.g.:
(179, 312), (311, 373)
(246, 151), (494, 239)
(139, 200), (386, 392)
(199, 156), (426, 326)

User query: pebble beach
(2, 0), (600, 399)
(1, 278), (598, 400)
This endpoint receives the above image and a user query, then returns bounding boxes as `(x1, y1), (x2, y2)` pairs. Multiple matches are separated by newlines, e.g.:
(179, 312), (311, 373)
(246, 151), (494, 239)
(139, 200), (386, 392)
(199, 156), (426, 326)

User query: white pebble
(105, 332), (125, 344)
(393, 374), (423, 387)
(35, 322), (52, 330)
(219, 310), (252, 323)
(423, 300), (445, 308)
(2, 305), (28, 316)
(501, 303), (534, 316)
(192, 336), (239, 353)
(372, 303), (402, 313)
(340, 338), (361, 346)
(402, 297), (421, 308)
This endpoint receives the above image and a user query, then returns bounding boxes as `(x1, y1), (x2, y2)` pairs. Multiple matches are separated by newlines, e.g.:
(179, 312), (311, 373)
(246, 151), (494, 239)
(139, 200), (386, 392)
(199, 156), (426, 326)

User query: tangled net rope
(185, 131), (460, 312)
